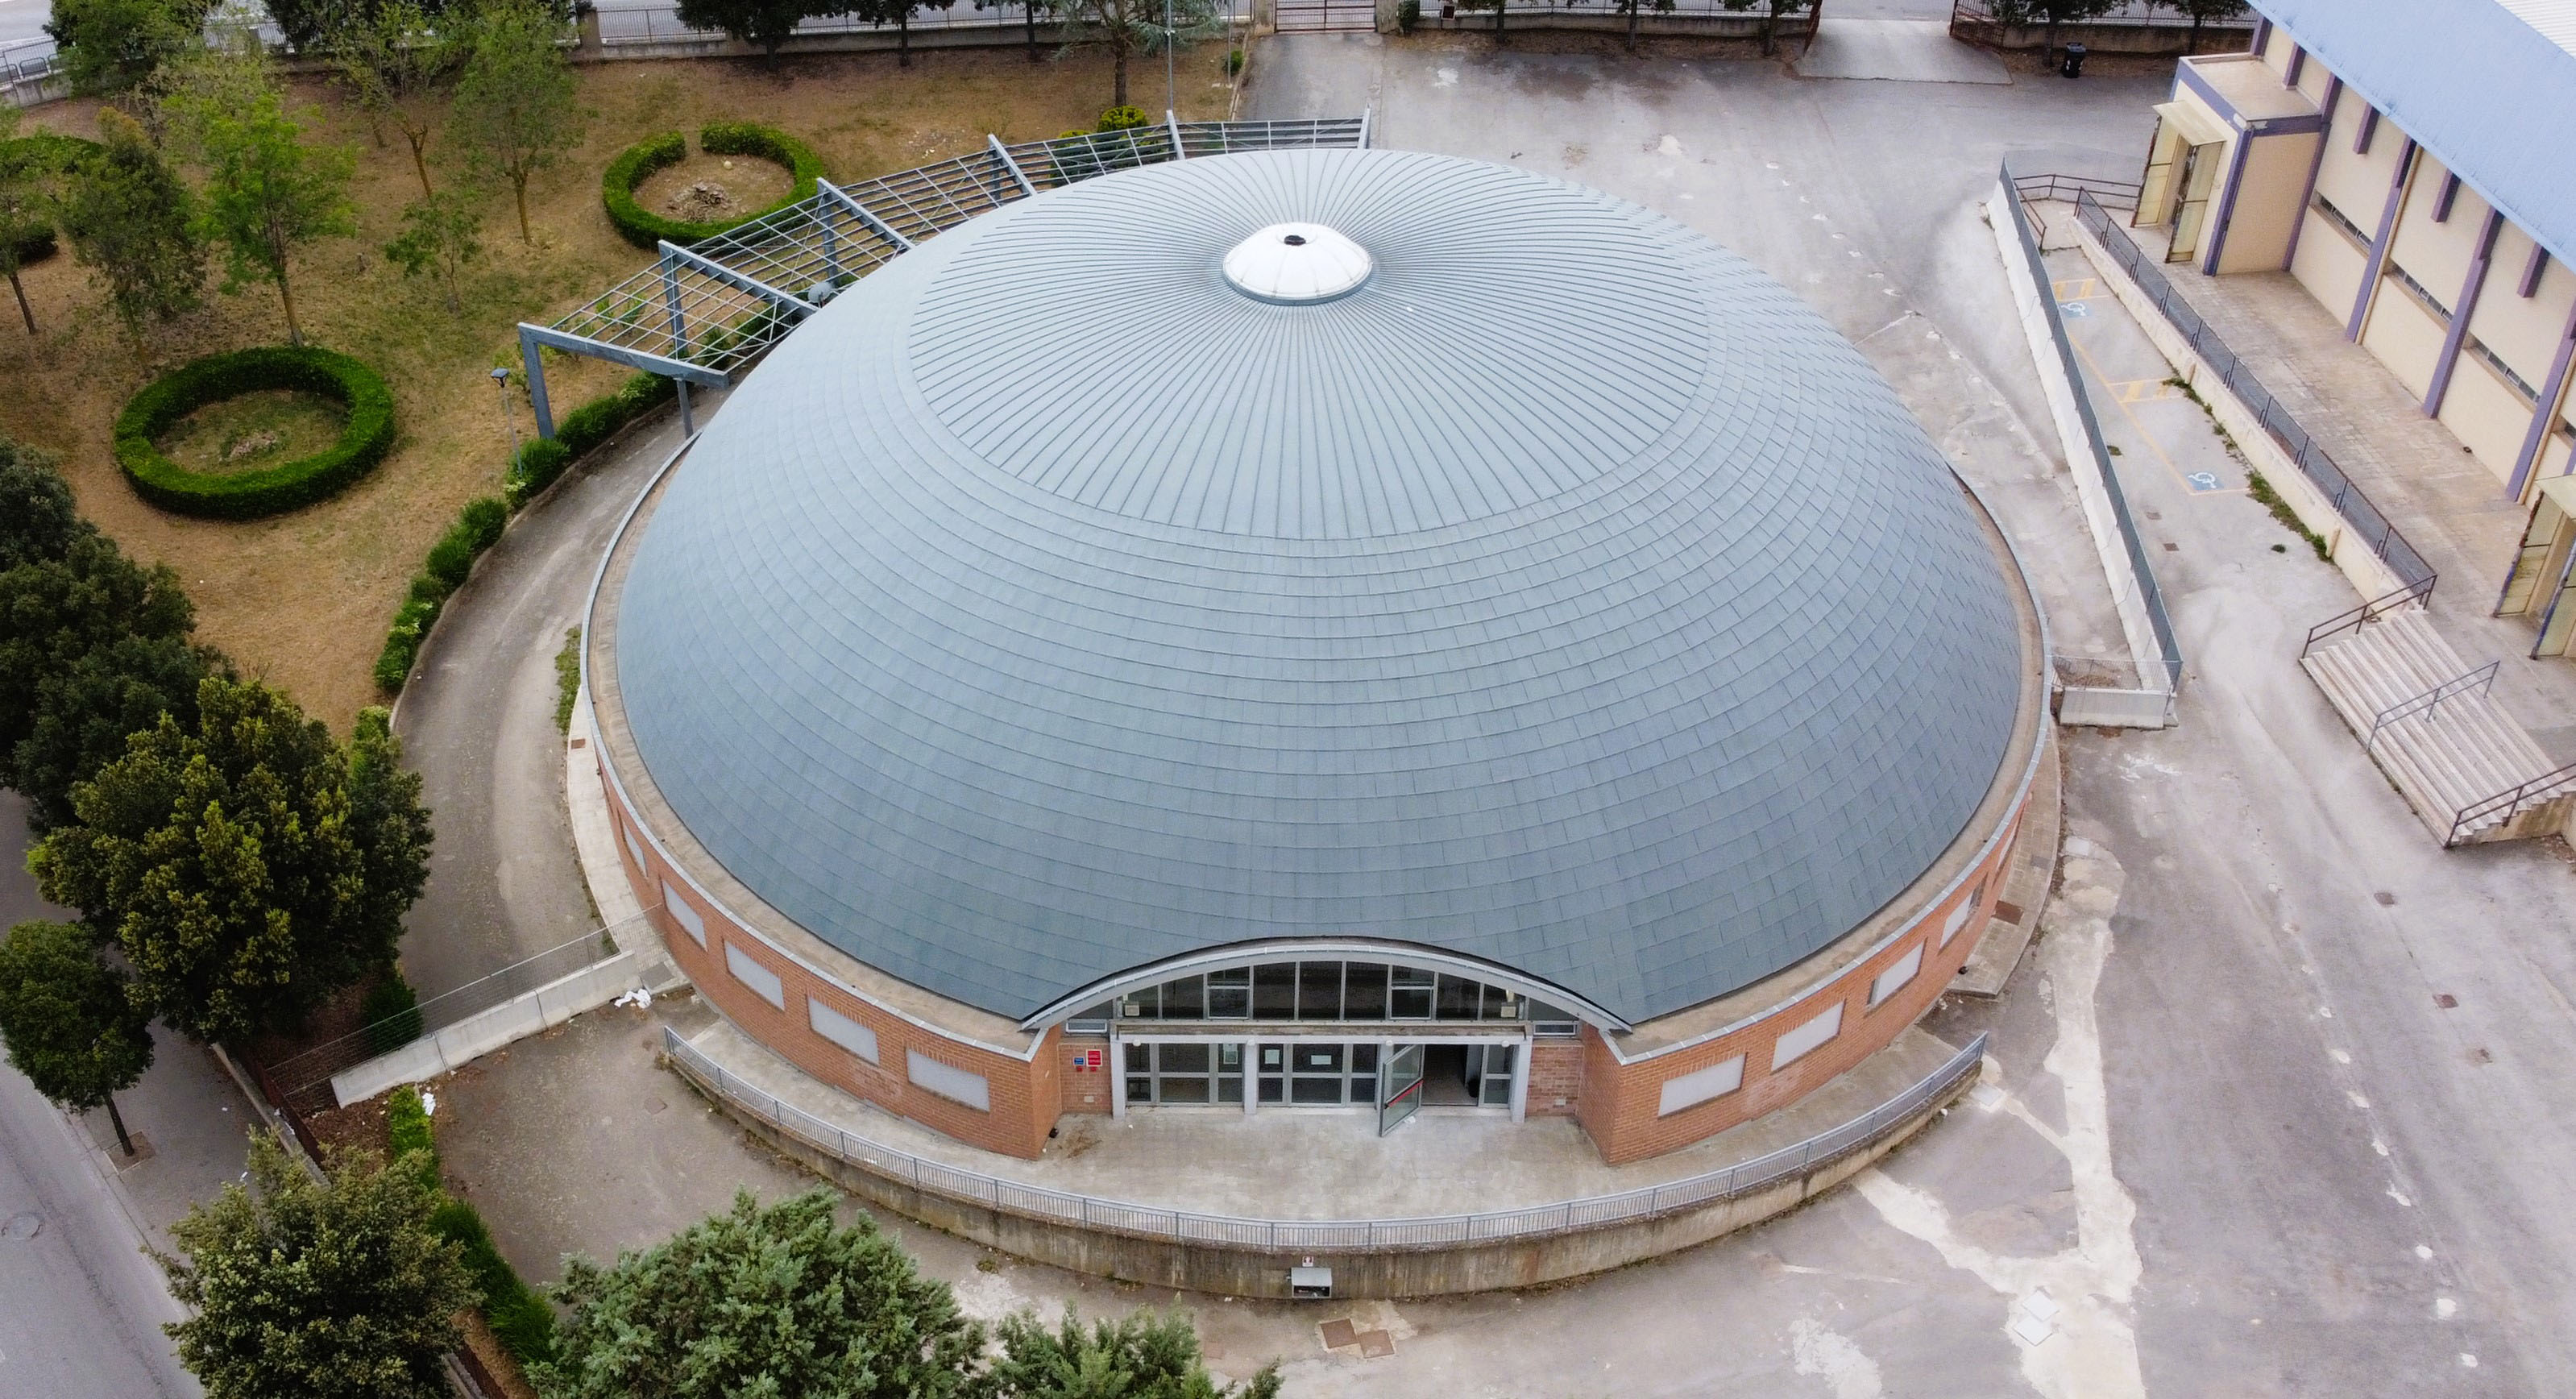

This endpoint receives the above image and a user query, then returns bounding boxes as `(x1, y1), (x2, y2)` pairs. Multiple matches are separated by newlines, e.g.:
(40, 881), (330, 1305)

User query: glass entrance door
(1379, 1044), (1424, 1136)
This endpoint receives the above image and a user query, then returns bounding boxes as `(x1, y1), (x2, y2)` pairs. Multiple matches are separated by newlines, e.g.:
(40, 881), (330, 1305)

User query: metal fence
(1952, 0), (2252, 28)
(664, 1026), (1986, 1251)
(2069, 189), (2438, 599)
(591, 0), (1251, 45)
(1999, 163), (2184, 696)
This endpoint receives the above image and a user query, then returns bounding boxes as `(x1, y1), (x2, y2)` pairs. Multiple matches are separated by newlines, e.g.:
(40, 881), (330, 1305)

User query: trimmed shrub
(429, 1198), (556, 1364)
(601, 123), (823, 250)
(360, 973), (425, 1056)
(384, 1084), (438, 1190)
(1097, 106), (1150, 131)
(1226, 44), (1247, 72)
(457, 496), (508, 551)
(111, 347), (397, 520)
(424, 533), (477, 590)
(508, 372), (677, 511)
(1394, 0), (1417, 32)
(374, 496), (508, 692)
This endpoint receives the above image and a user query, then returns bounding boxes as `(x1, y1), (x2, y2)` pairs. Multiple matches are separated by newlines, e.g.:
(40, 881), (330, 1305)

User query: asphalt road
(0, 793), (201, 1399)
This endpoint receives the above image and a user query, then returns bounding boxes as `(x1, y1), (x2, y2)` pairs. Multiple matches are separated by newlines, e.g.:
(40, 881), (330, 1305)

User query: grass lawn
(0, 42), (1241, 732)
(156, 388), (351, 474)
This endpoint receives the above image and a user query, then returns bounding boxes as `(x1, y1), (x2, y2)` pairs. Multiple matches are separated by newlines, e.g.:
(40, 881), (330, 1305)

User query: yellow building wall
(2441, 357), (2540, 488)
(2215, 132), (2323, 273)
(2292, 203), (2369, 321)
(2385, 156), (2482, 306)
(2308, 85), (2402, 247)
(2362, 283), (2446, 400)
(2466, 230), (2576, 396)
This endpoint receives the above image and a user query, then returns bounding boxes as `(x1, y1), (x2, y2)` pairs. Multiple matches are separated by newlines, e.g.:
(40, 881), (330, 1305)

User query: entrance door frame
(1108, 1028), (1530, 1122)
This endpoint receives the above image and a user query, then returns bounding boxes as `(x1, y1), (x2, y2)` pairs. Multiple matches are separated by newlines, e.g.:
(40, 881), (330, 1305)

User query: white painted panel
(622, 823), (646, 868)
(809, 999), (879, 1064)
(662, 882), (705, 945)
(1940, 899), (1974, 946)
(1770, 1001), (1844, 1071)
(1656, 1054), (1745, 1116)
(907, 1050), (990, 1110)
(724, 943), (785, 1008)
(1870, 944), (1926, 1007)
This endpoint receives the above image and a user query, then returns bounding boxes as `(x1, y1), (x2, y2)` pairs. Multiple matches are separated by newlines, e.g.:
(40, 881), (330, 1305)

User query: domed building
(587, 147), (2047, 1164)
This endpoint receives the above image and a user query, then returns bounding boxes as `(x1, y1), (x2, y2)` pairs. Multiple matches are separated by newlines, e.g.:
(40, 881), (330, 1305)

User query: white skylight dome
(1222, 222), (1374, 304)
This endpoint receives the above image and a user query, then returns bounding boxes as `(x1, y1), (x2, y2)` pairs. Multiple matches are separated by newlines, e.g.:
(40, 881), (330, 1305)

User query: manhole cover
(3, 1211), (41, 1239)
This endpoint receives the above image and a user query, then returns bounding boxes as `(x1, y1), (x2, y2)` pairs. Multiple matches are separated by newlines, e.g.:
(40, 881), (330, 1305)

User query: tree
(2152, 0), (2248, 51)
(384, 187), (483, 313)
(0, 439), (90, 573)
(1046, 0), (1219, 108)
(986, 1309), (1280, 1399)
(161, 39), (357, 347)
(158, 1130), (475, 1399)
(31, 679), (434, 1044)
(56, 109), (209, 342)
(1614, 0), (1672, 54)
(10, 634), (218, 832)
(0, 108), (51, 335)
(1989, 0), (2118, 56)
(540, 1189), (985, 1399)
(449, 0), (583, 243)
(0, 921), (154, 1157)
(1719, 0), (1807, 56)
(677, 0), (823, 66)
(43, 0), (213, 97)
(0, 530), (194, 780)
(326, 0), (463, 201)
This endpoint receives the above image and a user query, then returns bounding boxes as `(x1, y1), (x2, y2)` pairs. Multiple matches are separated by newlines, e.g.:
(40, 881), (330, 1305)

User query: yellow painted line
(2051, 276), (2101, 299)
(2107, 377), (2184, 404)
(2067, 332), (2246, 498)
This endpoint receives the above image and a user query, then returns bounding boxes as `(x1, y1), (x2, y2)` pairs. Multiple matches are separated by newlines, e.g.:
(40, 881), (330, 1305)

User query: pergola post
(518, 325), (557, 440)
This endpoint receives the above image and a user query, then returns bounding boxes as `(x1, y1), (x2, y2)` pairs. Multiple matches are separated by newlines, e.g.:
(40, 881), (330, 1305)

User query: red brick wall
(1525, 1040), (1584, 1116)
(1056, 1035), (1114, 1115)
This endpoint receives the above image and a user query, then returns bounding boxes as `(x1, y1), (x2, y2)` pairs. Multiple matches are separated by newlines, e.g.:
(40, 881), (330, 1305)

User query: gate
(1275, 0), (1377, 32)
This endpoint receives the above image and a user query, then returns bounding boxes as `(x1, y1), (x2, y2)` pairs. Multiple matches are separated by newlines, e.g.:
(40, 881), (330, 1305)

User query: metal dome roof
(612, 147), (2026, 1025)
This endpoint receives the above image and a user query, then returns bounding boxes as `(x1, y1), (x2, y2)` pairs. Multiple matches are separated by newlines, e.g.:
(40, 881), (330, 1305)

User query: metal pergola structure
(518, 113), (1372, 438)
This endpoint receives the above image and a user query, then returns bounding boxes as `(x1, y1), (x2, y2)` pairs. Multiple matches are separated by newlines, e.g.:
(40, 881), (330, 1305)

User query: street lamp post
(491, 366), (521, 460)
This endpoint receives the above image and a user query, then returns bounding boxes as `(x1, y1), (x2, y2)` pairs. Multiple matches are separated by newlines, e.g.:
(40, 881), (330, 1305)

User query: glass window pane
(1291, 1076), (1344, 1105)
(1349, 1044), (1379, 1073)
(1437, 974), (1479, 1020)
(1258, 1077), (1284, 1103)
(1159, 1042), (1209, 1074)
(1207, 969), (1251, 1019)
(1485, 983), (1517, 1020)
(1296, 1044), (1344, 1073)
(1124, 1043), (1150, 1072)
(1122, 984), (1157, 1019)
(1299, 963), (1342, 1020)
(1160, 1076), (1211, 1104)
(1350, 1076), (1375, 1105)
(1161, 976), (1205, 1019)
(1126, 1077), (1151, 1102)
(1254, 963), (1297, 1019)
(1217, 1077), (1244, 1103)
(1342, 964), (1387, 1021)
(1217, 1043), (1242, 1072)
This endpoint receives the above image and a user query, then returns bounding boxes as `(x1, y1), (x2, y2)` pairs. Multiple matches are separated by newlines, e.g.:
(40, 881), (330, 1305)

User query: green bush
(429, 1198), (556, 1365)
(111, 347), (397, 520)
(601, 123), (823, 250)
(423, 533), (476, 590)
(1097, 106), (1150, 131)
(457, 496), (508, 551)
(1395, 0), (1417, 31)
(379, 496), (509, 691)
(360, 973), (425, 1055)
(505, 439), (572, 511)
(384, 1084), (438, 1193)
(1226, 44), (1247, 73)
(556, 372), (676, 459)
(1, 134), (103, 266)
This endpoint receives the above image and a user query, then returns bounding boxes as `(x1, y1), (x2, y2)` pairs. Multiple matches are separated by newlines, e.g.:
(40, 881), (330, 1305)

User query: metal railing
(663, 1026), (1987, 1251)
(2301, 580), (2437, 658)
(590, 0), (1250, 46)
(2365, 662), (2498, 752)
(1952, 0), (2258, 32)
(2449, 760), (2576, 848)
(1997, 161), (2184, 697)
(2069, 189), (2439, 600)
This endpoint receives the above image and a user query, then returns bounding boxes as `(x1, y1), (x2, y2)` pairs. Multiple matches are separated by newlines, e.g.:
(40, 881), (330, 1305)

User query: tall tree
(1719, 0), (1807, 56)
(383, 186), (483, 313)
(676, 0), (822, 66)
(986, 1309), (1281, 1399)
(56, 109), (209, 342)
(539, 1189), (985, 1399)
(0, 530), (193, 780)
(1991, 0), (2118, 56)
(1045, 0), (1219, 108)
(0, 438), (90, 572)
(0, 108), (51, 334)
(325, 0), (461, 201)
(31, 679), (434, 1044)
(0, 921), (154, 1156)
(2152, 0), (2247, 51)
(158, 1131), (475, 1399)
(43, 0), (213, 98)
(448, 0), (583, 243)
(1614, 0), (1673, 53)
(10, 634), (218, 832)
(161, 39), (357, 347)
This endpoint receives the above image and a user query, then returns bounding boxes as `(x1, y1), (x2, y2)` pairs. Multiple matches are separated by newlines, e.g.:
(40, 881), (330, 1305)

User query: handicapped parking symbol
(2185, 471), (2222, 492)
(2059, 301), (2090, 318)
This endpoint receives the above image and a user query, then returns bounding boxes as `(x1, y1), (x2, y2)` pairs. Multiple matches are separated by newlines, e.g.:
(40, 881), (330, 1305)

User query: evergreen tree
(43, 0), (213, 97)
(161, 39), (357, 347)
(0, 529), (193, 781)
(676, 0), (824, 66)
(1043, 0), (1219, 107)
(11, 633), (218, 832)
(0, 438), (91, 572)
(159, 1130), (475, 1399)
(0, 108), (52, 335)
(56, 109), (209, 342)
(31, 679), (433, 1044)
(987, 1309), (1281, 1399)
(0, 920), (154, 1156)
(448, 0), (583, 243)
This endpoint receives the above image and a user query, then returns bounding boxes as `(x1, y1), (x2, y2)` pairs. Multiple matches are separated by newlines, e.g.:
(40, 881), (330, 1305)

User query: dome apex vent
(1222, 222), (1372, 304)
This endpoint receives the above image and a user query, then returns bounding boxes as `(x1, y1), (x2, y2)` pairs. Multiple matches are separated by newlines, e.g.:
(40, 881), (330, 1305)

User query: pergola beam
(817, 180), (913, 251)
(989, 135), (1038, 197)
(659, 240), (817, 315)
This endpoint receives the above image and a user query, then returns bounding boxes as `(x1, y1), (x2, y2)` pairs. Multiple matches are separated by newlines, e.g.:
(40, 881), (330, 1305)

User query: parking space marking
(2066, 330), (2246, 499)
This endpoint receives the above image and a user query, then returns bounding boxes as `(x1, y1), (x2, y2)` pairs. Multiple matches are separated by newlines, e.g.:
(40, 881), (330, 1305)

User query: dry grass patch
(1, 44), (1238, 731)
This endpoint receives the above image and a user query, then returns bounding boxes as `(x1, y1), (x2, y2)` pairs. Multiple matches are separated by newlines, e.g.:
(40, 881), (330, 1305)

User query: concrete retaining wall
(331, 949), (676, 1106)
(674, 1051), (1980, 1298)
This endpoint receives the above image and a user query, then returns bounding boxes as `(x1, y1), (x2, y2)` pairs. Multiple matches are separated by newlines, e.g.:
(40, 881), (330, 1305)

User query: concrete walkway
(1795, 19), (2011, 85)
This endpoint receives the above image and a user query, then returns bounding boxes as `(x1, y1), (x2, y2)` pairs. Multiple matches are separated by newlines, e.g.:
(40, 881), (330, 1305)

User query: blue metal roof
(612, 149), (2026, 1024)
(2256, 0), (2576, 264)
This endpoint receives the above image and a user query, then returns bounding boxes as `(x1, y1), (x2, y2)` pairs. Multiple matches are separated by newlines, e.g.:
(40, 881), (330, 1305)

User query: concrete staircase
(2302, 609), (2576, 845)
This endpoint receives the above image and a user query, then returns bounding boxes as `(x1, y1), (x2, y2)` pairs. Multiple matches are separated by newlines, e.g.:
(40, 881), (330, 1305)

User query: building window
(1390, 966), (1434, 1019)
(809, 999), (878, 1063)
(1869, 944), (1926, 1007)
(1205, 968), (1251, 1019)
(1083, 960), (1578, 1028)
(2384, 263), (2453, 323)
(621, 823), (646, 869)
(2467, 338), (2540, 402)
(662, 882), (704, 946)
(906, 1050), (989, 1111)
(1657, 1055), (1744, 1116)
(1770, 1002), (1844, 1071)
(2311, 193), (2370, 249)
(724, 944), (785, 1009)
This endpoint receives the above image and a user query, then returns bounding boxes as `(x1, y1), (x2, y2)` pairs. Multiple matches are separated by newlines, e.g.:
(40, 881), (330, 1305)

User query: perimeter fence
(664, 1027), (1987, 1251)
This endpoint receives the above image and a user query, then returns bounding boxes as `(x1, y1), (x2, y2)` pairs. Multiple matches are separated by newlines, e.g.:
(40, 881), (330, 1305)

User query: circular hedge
(603, 122), (824, 250)
(112, 347), (397, 520)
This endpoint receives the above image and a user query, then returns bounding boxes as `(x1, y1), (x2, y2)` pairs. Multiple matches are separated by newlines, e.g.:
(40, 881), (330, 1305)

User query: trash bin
(2061, 43), (2088, 79)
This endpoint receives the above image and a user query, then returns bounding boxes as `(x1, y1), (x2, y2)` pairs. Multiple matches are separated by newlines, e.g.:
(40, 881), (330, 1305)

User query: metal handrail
(662, 1026), (1987, 1251)
(2364, 662), (2499, 752)
(2302, 579), (2437, 657)
(2447, 760), (2576, 848)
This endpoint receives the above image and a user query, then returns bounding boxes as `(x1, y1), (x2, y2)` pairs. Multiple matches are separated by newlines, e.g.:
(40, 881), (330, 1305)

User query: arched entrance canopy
(1020, 940), (1632, 1035)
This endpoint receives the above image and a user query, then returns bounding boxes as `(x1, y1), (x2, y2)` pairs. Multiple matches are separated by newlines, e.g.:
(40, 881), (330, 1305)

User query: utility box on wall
(1289, 1265), (1334, 1299)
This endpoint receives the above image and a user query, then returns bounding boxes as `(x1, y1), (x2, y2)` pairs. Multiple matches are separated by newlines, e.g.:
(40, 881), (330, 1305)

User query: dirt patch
(301, 1087), (397, 1162)
(1, 44), (1239, 733)
(155, 388), (351, 475)
(456, 1309), (540, 1399)
(633, 147), (796, 222)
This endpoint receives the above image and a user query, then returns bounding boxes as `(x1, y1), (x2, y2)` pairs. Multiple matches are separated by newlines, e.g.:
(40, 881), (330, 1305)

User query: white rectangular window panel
(1657, 1055), (1745, 1116)
(1869, 944), (1925, 1007)
(724, 943), (785, 1009)
(662, 882), (705, 946)
(1770, 1002), (1844, 1071)
(906, 1050), (990, 1111)
(808, 999), (879, 1064)
(1940, 897), (1975, 947)
(622, 824), (646, 869)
